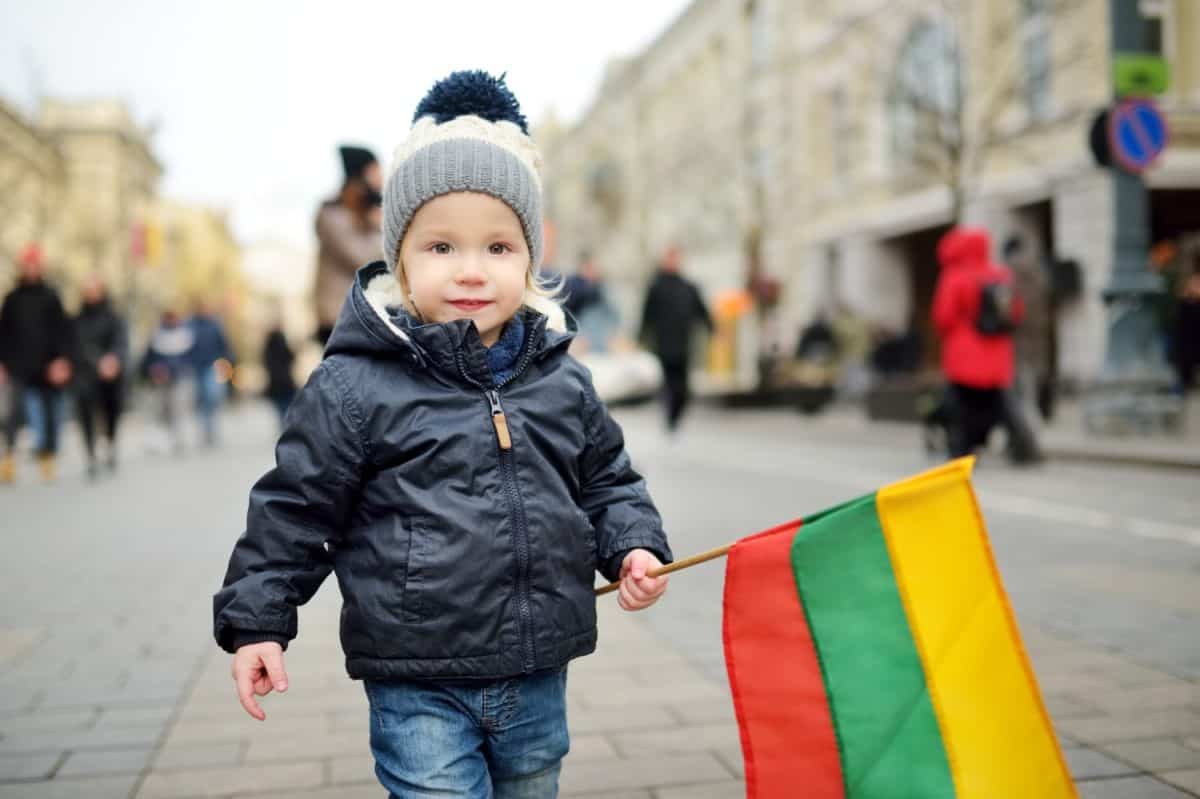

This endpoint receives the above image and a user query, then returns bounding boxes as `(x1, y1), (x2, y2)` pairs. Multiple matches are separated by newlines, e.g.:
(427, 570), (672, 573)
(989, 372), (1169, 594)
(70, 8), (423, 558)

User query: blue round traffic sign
(1108, 99), (1168, 174)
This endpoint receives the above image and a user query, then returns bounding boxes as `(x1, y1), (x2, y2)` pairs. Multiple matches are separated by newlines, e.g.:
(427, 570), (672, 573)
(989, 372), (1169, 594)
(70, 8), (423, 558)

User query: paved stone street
(1, 401), (1198, 797)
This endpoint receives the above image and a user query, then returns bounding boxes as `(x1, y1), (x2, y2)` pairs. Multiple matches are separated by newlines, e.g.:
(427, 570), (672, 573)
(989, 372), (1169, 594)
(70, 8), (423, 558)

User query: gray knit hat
(382, 71), (544, 274)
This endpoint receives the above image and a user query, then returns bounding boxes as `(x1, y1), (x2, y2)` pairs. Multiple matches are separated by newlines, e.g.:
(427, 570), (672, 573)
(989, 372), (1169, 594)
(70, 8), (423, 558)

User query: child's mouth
(449, 300), (492, 312)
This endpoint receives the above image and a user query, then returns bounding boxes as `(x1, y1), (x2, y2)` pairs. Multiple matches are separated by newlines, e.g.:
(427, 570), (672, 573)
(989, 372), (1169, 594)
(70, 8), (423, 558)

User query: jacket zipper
(487, 390), (512, 450)
(456, 341), (544, 674)
(486, 387), (535, 672)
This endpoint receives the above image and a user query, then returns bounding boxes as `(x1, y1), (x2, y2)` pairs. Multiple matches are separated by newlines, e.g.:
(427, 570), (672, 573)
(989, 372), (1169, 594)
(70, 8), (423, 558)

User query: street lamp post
(1084, 0), (1181, 434)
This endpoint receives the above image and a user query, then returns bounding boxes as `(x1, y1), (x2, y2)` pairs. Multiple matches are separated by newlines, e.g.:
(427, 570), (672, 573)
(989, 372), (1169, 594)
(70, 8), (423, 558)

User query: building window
(889, 21), (961, 167)
(1022, 0), (1052, 121)
(1138, 0), (1178, 104)
(1140, 0), (1165, 54)
(830, 86), (851, 177)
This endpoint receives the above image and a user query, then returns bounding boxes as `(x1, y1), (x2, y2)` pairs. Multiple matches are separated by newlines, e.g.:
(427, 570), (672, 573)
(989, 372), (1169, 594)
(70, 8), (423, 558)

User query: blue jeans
(23, 386), (65, 455)
(194, 365), (225, 444)
(364, 668), (569, 798)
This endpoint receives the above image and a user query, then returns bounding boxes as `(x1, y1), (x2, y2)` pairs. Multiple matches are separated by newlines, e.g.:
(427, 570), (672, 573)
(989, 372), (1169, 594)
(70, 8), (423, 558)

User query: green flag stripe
(791, 495), (956, 798)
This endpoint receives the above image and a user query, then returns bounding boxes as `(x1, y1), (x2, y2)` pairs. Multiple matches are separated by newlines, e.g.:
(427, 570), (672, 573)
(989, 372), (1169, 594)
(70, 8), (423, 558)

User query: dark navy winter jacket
(188, 314), (232, 373)
(213, 262), (671, 681)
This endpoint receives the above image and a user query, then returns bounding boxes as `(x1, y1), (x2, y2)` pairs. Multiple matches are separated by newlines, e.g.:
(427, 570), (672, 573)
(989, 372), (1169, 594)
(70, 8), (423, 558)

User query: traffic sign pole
(1084, 0), (1180, 435)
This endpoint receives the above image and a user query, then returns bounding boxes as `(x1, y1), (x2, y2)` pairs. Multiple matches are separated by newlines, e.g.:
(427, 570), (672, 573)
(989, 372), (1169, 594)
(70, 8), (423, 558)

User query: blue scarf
(486, 314), (526, 386)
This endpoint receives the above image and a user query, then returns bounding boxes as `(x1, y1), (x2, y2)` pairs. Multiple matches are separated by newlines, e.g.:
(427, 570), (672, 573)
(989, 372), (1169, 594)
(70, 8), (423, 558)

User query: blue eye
(489, 243), (510, 255)
(431, 243), (451, 254)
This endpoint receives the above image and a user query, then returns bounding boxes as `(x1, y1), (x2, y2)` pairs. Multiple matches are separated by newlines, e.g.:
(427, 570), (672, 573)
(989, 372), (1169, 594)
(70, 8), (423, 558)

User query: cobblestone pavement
(0, 402), (1197, 797)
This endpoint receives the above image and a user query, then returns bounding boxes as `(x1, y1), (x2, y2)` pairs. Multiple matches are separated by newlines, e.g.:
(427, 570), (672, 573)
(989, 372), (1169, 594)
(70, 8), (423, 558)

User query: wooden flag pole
(594, 542), (734, 596)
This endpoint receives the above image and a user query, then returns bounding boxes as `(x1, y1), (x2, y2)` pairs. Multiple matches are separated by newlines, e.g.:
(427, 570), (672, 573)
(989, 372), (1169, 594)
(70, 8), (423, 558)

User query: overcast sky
(0, 0), (691, 248)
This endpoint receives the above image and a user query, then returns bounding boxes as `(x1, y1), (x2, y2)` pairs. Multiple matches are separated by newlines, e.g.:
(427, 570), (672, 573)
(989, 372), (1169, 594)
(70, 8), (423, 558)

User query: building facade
(0, 98), (66, 288)
(1, 97), (250, 357)
(540, 0), (760, 327)
(542, 0), (1200, 383)
(36, 99), (163, 308)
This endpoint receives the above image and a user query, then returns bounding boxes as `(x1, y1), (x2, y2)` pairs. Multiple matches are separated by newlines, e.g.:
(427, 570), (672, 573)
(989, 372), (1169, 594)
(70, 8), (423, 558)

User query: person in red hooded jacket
(932, 227), (1040, 463)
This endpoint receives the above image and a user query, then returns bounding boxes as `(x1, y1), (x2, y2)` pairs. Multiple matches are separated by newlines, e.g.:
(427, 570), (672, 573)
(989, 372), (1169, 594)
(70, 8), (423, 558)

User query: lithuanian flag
(722, 459), (1074, 798)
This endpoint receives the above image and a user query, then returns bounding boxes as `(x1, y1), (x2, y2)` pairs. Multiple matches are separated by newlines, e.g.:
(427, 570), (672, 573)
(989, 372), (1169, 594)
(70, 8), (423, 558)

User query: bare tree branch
(822, 0), (1095, 219)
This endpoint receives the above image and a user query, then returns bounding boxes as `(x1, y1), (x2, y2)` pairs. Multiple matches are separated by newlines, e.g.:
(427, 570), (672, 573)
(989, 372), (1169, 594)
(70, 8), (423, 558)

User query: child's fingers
(619, 577), (663, 611)
(636, 573), (668, 597)
(628, 570), (668, 600)
(617, 578), (633, 609)
(235, 668), (266, 721)
(617, 579), (641, 611)
(262, 650), (289, 693)
(629, 550), (659, 580)
(620, 549), (663, 582)
(623, 575), (654, 604)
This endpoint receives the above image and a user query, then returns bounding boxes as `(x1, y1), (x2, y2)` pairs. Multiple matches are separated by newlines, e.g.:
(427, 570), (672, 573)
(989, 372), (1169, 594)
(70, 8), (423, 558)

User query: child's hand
(617, 549), (668, 612)
(231, 642), (288, 721)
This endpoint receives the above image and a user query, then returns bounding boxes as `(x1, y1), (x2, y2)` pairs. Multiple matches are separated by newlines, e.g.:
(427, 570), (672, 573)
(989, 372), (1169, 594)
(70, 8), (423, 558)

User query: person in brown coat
(313, 145), (383, 345)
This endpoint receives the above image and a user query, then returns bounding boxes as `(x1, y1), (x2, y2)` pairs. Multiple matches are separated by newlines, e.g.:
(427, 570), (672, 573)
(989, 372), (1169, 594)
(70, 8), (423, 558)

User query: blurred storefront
(542, 0), (1200, 386)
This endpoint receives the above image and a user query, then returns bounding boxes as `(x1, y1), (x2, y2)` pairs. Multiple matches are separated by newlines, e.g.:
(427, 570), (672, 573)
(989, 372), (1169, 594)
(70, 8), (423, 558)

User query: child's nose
(454, 257), (487, 284)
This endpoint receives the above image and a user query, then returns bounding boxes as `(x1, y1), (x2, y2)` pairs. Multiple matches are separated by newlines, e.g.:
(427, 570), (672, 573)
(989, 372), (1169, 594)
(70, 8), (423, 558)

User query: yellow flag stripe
(876, 459), (1077, 799)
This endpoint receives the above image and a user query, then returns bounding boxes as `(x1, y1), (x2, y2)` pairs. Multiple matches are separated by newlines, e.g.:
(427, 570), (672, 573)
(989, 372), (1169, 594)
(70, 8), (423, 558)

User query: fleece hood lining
(360, 270), (567, 341)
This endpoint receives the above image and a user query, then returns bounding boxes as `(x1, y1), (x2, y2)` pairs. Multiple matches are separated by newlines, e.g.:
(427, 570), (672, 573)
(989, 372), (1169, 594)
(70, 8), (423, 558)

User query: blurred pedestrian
(639, 246), (713, 432)
(868, 320), (922, 378)
(189, 299), (233, 447)
(796, 313), (837, 363)
(313, 145), (383, 346)
(141, 309), (193, 455)
(261, 321), (296, 427)
(0, 244), (73, 483)
(1175, 268), (1200, 395)
(562, 254), (601, 317)
(73, 274), (127, 478)
(1003, 235), (1054, 423)
(933, 227), (1040, 465)
(564, 253), (619, 353)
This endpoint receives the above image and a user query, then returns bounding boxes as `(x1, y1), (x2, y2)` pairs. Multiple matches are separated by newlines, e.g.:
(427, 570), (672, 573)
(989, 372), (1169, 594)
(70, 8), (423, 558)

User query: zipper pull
(488, 390), (512, 450)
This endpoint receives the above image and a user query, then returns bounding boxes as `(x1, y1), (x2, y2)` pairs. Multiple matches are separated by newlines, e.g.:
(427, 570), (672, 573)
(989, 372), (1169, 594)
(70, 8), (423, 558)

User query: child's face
(399, 192), (529, 347)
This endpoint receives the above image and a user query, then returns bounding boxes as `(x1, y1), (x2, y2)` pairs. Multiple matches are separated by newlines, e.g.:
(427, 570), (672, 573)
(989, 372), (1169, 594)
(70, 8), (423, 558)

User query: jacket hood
(937, 227), (991, 272)
(324, 261), (573, 385)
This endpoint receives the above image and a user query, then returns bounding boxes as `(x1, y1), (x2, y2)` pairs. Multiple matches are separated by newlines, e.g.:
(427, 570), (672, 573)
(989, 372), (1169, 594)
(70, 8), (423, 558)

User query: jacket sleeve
(0, 295), (11, 370)
(49, 292), (74, 363)
(139, 342), (157, 379)
(113, 316), (130, 367)
(216, 323), (234, 365)
(638, 283), (657, 344)
(932, 272), (961, 335)
(578, 378), (672, 582)
(693, 284), (714, 332)
(213, 358), (365, 652)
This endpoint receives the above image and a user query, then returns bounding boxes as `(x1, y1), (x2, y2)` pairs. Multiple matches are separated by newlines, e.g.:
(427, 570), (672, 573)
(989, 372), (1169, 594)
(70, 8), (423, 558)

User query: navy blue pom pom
(413, 71), (528, 134)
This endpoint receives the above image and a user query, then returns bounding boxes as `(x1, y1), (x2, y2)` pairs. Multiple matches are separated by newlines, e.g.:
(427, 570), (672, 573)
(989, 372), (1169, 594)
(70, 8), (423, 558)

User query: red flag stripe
(722, 520), (846, 799)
